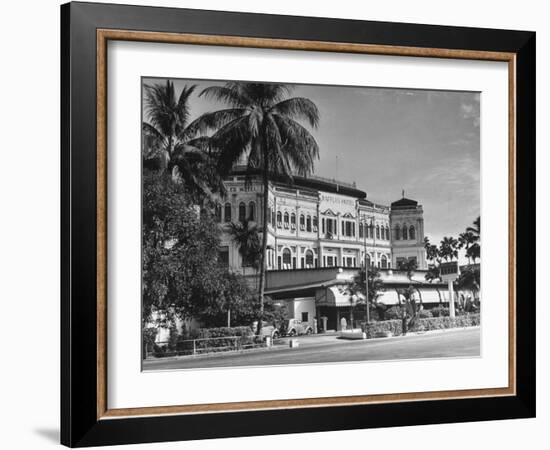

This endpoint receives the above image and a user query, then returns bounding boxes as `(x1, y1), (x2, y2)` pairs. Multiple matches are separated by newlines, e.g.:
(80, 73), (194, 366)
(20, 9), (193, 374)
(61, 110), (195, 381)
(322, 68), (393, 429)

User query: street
(143, 327), (480, 371)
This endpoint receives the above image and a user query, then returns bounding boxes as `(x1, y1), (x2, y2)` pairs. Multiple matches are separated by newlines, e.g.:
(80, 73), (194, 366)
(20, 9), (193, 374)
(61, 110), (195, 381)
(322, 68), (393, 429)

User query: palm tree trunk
(414, 286), (424, 305)
(256, 164), (269, 335)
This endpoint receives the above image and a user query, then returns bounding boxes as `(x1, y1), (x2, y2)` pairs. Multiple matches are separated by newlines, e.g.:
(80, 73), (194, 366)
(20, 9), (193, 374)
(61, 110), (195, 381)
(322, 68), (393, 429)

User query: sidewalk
(144, 326), (480, 363)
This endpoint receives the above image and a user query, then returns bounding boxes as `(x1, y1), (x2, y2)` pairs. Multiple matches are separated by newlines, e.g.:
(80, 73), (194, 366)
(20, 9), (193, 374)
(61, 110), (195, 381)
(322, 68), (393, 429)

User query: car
(280, 318), (313, 337)
(251, 321), (281, 339)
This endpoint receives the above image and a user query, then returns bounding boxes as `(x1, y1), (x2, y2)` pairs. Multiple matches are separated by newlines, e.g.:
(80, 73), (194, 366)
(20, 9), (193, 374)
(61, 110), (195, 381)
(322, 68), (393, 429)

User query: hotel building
(217, 167), (427, 274)
(213, 168), (449, 331)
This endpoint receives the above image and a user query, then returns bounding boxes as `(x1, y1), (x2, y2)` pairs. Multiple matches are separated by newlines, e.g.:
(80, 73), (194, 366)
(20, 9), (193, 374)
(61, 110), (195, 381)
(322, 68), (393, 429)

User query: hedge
(362, 313), (480, 339)
(191, 326), (263, 354)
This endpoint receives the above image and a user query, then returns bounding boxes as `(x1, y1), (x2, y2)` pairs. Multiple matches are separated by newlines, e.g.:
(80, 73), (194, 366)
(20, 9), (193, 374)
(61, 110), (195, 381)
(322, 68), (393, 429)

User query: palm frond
(271, 97), (320, 128)
(243, 83), (292, 106)
(187, 108), (248, 136)
(144, 81), (177, 137)
(210, 116), (252, 175)
(176, 84), (197, 128)
(199, 85), (251, 107)
(142, 122), (166, 158)
(272, 115), (319, 176)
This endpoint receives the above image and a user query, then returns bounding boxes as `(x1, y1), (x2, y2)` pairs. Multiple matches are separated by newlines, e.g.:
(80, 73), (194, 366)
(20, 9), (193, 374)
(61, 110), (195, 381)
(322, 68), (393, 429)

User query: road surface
(143, 327), (480, 371)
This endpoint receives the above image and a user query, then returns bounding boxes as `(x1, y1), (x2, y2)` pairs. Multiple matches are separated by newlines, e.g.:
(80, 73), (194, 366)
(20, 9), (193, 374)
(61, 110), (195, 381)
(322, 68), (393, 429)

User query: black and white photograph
(141, 78), (481, 371)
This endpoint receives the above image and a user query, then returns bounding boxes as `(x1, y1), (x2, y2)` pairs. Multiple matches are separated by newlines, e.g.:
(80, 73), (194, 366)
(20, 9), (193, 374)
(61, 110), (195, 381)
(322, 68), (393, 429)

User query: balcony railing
(303, 174), (357, 189)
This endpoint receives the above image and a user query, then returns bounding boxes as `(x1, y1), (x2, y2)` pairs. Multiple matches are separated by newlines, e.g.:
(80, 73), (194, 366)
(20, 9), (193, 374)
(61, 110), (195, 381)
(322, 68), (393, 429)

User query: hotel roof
(230, 166), (368, 199)
(390, 197), (419, 209)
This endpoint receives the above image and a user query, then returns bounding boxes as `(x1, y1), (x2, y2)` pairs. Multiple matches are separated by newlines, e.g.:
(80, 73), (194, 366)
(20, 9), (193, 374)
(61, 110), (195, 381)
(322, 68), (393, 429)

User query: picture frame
(61, 1), (535, 447)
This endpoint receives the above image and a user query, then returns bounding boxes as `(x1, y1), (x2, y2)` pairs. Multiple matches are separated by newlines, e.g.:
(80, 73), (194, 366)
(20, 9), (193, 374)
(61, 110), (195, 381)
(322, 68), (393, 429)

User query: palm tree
(228, 220), (262, 274)
(190, 82), (320, 330)
(466, 216), (481, 237)
(349, 266), (385, 321)
(398, 259), (423, 304)
(425, 265), (443, 303)
(439, 236), (459, 261)
(458, 231), (478, 264)
(465, 216), (481, 263)
(142, 80), (222, 201)
(456, 266), (480, 301)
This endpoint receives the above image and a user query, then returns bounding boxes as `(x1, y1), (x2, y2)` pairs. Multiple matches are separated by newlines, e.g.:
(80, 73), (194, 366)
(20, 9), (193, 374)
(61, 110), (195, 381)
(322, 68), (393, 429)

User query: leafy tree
(228, 219), (262, 272)
(425, 265), (443, 303)
(190, 82), (320, 331)
(142, 171), (229, 326)
(349, 267), (385, 321)
(396, 286), (421, 335)
(397, 258), (423, 304)
(424, 237), (443, 302)
(193, 270), (256, 327)
(142, 80), (223, 201)
(262, 297), (290, 329)
(456, 266), (480, 301)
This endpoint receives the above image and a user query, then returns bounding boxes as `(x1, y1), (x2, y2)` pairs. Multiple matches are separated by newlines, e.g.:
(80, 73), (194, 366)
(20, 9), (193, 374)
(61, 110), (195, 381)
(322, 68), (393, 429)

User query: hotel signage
(320, 192), (356, 215)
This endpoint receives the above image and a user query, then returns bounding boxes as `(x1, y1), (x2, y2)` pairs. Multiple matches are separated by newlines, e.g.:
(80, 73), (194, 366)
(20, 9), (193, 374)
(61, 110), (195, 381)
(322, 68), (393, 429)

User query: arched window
(267, 206), (272, 224)
(394, 224), (401, 240)
(313, 216), (318, 231)
(291, 212), (296, 228)
(386, 226), (390, 241)
(238, 202), (246, 222)
(224, 203), (232, 222)
(276, 211), (282, 227)
(283, 212), (289, 228)
(248, 202), (255, 221)
(359, 222), (364, 238)
(402, 225), (408, 240)
(299, 214), (305, 230)
(306, 215), (312, 232)
(361, 253), (370, 267)
(376, 225), (380, 239)
(381, 255), (388, 269)
(305, 250), (314, 267)
(409, 225), (416, 240)
(282, 248), (291, 268)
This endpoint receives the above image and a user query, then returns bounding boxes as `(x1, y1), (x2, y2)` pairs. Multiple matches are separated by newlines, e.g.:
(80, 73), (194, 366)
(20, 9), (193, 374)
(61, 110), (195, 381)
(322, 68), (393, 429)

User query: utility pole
(363, 216), (370, 324)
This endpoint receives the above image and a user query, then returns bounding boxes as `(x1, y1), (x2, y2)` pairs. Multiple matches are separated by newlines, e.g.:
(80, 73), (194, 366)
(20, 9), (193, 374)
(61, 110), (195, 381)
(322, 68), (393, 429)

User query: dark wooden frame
(61, 1), (536, 447)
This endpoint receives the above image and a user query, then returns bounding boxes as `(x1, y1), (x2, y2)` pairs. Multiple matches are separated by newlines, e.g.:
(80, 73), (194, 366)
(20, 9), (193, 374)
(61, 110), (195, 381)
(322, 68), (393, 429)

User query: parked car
(280, 319), (313, 336)
(251, 321), (281, 339)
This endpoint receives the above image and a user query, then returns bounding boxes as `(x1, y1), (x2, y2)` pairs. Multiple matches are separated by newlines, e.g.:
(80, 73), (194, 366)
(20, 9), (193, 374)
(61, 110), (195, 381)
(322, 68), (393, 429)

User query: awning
(316, 286), (364, 308)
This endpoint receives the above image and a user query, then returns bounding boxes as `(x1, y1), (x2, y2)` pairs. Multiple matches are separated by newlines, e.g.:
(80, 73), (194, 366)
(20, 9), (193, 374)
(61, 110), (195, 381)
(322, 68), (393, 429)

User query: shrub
(430, 306), (450, 317)
(142, 328), (158, 358)
(362, 313), (480, 338)
(418, 309), (433, 319)
(362, 320), (403, 338)
(195, 326), (253, 339)
(417, 313), (480, 331)
(384, 306), (403, 320)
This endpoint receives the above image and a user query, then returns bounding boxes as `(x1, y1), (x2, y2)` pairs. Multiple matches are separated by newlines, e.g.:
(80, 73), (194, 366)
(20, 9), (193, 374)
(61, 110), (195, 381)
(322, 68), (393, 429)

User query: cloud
(460, 100), (480, 128)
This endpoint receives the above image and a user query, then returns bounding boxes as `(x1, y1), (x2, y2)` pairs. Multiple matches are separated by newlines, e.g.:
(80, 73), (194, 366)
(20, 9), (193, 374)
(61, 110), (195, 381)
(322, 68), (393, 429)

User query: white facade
(217, 171), (427, 275)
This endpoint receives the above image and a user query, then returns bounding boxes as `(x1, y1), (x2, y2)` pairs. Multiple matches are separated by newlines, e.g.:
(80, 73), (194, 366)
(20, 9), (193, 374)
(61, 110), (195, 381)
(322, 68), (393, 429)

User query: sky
(142, 77), (480, 245)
